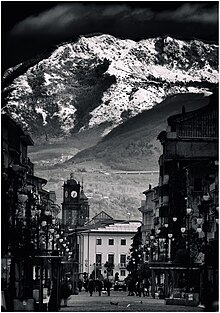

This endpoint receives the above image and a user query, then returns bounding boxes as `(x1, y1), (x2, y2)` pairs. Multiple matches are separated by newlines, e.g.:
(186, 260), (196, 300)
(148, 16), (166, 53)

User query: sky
(1, 1), (219, 70)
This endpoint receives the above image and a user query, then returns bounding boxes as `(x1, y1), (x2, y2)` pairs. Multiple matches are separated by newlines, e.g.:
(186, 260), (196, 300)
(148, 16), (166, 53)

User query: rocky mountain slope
(67, 92), (212, 171)
(2, 34), (218, 143)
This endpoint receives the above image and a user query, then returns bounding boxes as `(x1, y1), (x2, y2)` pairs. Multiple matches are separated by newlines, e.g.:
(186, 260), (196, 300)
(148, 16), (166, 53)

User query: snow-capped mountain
(2, 34), (218, 141)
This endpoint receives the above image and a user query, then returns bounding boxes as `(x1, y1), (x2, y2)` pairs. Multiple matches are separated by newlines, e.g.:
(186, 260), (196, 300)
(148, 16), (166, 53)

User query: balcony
(22, 157), (34, 175)
(119, 263), (127, 269)
(95, 262), (102, 268)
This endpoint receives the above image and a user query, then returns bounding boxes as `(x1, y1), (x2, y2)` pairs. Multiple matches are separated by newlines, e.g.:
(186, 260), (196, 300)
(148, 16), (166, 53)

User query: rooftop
(89, 221), (142, 233)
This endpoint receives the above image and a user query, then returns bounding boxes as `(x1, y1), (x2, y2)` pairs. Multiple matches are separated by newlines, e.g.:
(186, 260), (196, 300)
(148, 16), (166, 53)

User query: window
(96, 254), (102, 266)
(120, 270), (126, 276)
(120, 255), (126, 268)
(96, 238), (102, 245)
(108, 254), (114, 265)
(120, 254), (126, 264)
(121, 239), (126, 245)
(108, 238), (114, 245)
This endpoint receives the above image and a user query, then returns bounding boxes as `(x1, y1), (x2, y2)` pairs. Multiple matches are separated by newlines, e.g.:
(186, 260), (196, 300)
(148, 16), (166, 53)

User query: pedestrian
(88, 279), (95, 296)
(127, 278), (135, 296)
(60, 279), (71, 307)
(139, 280), (145, 297)
(106, 280), (112, 296)
(145, 279), (150, 296)
(103, 278), (108, 291)
(84, 278), (89, 292)
(96, 279), (102, 296)
(135, 281), (139, 296)
(78, 279), (82, 292)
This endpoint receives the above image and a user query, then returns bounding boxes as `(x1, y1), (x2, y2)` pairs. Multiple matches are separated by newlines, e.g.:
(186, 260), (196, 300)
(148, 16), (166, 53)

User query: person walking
(145, 278), (150, 296)
(84, 278), (89, 292)
(60, 279), (71, 307)
(88, 279), (95, 296)
(106, 280), (112, 296)
(127, 278), (135, 296)
(139, 280), (146, 297)
(78, 279), (82, 292)
(96, 279), (102, 296)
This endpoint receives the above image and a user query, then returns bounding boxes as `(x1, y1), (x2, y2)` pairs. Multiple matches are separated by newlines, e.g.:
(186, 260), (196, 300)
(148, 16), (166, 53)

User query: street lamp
(185, 207), (193, 292)
(155, 229), (161, 260)
(181, 227), (186, 233)
(168, 233), (173, 262)
(200, 193), (212, 304)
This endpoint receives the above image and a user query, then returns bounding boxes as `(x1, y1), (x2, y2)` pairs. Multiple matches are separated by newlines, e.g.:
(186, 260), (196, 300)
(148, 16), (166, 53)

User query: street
(60, 291), (204, 312)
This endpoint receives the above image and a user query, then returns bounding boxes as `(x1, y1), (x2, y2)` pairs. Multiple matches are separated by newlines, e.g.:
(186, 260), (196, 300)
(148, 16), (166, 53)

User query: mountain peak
(2, 34), (218, 142)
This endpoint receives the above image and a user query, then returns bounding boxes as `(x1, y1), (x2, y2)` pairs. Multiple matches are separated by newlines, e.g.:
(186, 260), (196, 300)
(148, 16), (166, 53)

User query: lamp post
(150, 235), (155, 261)
(156, 229), (161, 261)
(180, 206), (192, 292)
(200, 194), (211, 304)
(186, 207), (192, 292)
(164, 222), (169, 262)
(167, 233), (173, 262)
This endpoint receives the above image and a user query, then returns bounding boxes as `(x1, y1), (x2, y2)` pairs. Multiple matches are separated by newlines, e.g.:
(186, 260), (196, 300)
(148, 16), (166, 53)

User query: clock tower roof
(80, 189), (88, 201)
(66, 173), (78, 185)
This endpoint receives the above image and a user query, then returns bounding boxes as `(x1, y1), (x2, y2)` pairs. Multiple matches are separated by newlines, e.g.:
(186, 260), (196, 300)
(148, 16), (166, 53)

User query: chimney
(149, 184), (152, 190)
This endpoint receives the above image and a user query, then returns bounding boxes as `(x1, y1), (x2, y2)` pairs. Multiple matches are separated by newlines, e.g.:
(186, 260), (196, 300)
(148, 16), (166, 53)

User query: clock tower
(62, 173), (89, 228)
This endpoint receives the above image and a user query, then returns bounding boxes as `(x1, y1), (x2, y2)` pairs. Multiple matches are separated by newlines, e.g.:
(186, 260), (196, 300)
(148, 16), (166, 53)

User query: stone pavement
(60, 290), (204, 312)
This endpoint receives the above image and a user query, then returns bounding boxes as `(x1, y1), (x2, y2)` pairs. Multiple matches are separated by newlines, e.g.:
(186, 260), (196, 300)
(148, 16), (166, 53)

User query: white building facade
(78, 221), (141, 281)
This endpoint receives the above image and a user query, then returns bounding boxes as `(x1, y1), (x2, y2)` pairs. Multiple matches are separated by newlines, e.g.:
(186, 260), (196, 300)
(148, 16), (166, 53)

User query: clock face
(65, 191), (68, 198)
(71, 190), (78, 198)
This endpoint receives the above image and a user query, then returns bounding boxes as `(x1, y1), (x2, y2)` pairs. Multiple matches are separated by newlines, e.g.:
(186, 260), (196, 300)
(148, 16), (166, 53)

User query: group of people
(127, 277), (151, 297)
(61, 274), (151, 303)
(80, 277), (112, 296)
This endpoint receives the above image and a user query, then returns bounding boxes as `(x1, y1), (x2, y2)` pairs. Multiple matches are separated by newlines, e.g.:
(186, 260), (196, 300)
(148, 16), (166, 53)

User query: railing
(119, 263), (127, 269)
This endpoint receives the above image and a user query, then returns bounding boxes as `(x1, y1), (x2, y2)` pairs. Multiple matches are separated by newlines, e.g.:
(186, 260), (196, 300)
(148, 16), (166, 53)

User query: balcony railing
(119, 263), (127, 269)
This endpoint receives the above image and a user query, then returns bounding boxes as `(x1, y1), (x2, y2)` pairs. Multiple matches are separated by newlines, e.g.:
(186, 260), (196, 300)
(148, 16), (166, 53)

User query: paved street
(60, 291), (204, 312)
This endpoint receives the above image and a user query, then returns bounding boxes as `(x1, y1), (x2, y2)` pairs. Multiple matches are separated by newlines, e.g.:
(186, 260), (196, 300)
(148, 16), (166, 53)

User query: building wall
(156, 96), (218, 264)
(139, 189), (156, 243)
(185, 160), (219, 240)
(79, 231), (136, 280)
(164, 139), (218, 159)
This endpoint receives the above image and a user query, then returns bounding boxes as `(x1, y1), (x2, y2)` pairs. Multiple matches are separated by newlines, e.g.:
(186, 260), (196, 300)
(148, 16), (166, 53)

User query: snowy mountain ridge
(2, 34), (218, 141)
